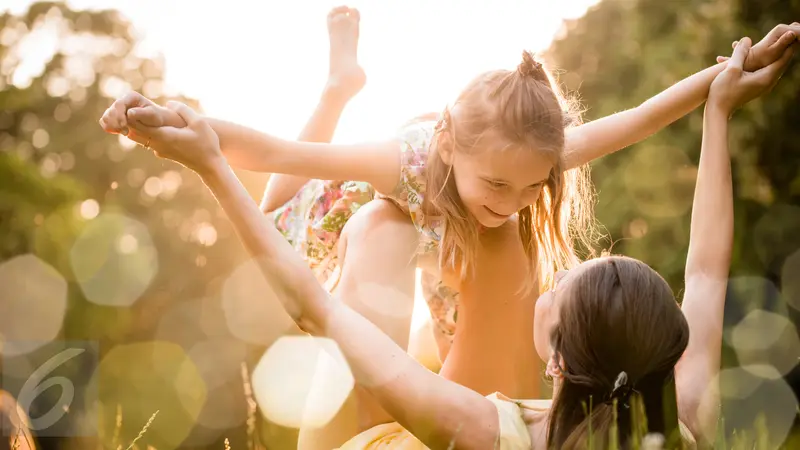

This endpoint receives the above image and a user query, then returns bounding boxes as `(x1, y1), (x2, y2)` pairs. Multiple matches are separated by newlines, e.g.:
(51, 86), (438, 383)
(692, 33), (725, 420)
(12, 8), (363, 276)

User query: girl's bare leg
(255, 8), (373, 447)
(260, 6), (366, 213)
(298, 199), (419, 450)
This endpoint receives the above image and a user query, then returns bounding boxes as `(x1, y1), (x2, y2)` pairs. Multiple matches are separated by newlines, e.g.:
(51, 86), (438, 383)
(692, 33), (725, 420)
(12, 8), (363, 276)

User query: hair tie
(517, 51), (549, 83)
(606, 371), (638, 408)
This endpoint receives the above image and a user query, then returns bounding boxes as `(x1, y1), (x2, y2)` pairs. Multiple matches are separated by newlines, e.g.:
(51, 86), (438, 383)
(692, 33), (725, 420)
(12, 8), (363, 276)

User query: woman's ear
(546, 352), (564, 380)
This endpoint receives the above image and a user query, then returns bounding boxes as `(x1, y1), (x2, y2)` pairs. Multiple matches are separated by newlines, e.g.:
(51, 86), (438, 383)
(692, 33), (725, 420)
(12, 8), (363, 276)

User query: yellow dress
(336, 393), (546, 450)
(336, 394), (696, 450)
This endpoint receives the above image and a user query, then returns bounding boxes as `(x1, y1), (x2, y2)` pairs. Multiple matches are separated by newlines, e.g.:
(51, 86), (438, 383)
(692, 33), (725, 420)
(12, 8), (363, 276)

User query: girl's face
(440, 133), (553, 228)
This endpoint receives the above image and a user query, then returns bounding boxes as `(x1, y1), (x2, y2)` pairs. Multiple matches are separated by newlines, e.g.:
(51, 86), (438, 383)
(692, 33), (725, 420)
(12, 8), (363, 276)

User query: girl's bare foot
(325, 6), (366, 102)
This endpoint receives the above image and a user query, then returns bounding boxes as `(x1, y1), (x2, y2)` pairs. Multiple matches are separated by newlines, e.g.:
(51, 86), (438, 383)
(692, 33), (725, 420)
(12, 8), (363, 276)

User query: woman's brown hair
(547, 256), (691, 449)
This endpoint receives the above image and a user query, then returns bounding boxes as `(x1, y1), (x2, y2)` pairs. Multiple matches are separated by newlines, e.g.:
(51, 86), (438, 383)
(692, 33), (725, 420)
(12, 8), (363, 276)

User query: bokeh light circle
(754, 205), (800, 268)
(89, 341), (206, 450)
(730, 309), (800, 378)
(0, 254), (67, 357)
(251, 336), (354, 429)
(781, 248), (800, 311)
(70, 212), (158, 306)
(221, 258), (296, 345)
(714, 366), (798, 450)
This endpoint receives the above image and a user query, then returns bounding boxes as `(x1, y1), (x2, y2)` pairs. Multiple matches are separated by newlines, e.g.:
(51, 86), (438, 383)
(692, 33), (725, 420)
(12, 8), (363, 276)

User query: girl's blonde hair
(424, 51), (596, 293)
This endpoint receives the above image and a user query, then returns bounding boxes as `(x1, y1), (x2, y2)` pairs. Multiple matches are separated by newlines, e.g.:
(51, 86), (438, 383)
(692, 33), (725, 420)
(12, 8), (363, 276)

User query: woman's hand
(126, 101), (225, 174)
(717, 23), (800, 70)
(709, 36), (795, 116)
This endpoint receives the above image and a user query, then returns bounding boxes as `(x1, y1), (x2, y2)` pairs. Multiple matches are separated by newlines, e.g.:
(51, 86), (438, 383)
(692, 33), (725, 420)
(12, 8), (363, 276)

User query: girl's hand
(126, 101), (224, 174)
(99, 91), (185, 136)
(708, 37), (795, 115)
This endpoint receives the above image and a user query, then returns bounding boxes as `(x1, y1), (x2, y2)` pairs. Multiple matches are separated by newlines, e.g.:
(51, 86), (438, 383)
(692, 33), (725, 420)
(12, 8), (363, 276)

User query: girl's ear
(437, 131), (455, 166)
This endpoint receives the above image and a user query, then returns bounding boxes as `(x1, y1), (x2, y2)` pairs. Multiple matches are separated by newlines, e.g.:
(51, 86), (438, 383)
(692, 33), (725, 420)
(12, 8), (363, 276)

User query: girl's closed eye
(527, 182), (543, 191)
(485, 179), (507, 189)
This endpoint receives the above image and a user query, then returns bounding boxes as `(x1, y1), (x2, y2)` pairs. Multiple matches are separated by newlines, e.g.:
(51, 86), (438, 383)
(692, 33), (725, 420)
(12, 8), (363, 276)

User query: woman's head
(427, 50), (594, 288)
(534, 256), (690, 448)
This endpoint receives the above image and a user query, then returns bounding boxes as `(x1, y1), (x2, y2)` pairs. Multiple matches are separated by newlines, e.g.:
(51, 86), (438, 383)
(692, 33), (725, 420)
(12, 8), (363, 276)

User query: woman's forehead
(555, 257), (608, 292)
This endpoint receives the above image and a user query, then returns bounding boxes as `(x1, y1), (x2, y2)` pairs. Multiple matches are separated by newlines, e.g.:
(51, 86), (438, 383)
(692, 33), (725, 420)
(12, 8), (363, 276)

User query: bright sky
(5, 0), (600, 143)
(3, 0), (599, 333)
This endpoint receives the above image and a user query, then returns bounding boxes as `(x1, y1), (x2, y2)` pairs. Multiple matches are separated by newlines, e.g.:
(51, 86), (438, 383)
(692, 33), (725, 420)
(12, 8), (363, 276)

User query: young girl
(128, 34), (791, 448)
(100, 15), (798, 447)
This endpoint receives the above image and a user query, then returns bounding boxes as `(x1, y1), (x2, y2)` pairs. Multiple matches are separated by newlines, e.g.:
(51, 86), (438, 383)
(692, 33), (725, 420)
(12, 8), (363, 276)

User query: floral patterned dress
(272, 120), (459, 342)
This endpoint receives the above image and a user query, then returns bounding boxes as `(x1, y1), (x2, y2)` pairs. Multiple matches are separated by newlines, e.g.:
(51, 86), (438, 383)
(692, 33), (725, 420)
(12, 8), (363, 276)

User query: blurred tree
(546, 0), (741, 289)
(3, 0), (797, 448)
(547, 0), (800, 445)
(0, 151), (82, 265)
(0, 2), (283, 449)
(734, 1), (800, 447)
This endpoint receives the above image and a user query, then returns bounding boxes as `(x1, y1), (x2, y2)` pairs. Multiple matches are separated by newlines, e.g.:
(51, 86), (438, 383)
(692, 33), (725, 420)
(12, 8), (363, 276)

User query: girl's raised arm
(562, 25), (797, 170)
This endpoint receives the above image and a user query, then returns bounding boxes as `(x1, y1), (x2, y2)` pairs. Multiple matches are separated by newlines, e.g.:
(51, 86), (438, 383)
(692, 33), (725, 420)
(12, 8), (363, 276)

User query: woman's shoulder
(488, 393), (697, 450)
(486, 393), (551, 450)
(489, 393), (552, 411)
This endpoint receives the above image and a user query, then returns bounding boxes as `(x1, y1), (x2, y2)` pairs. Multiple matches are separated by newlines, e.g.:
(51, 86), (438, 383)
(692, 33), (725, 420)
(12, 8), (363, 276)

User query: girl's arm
(563, 63), (726, 170)
(203, 118), (401, 194)
(123, 104), (402, 195)
(260, 92), (350, 213)
(563, 27), (798, 170)
(200, 160), (500, 450)
(104, 94), (394, 203)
